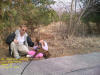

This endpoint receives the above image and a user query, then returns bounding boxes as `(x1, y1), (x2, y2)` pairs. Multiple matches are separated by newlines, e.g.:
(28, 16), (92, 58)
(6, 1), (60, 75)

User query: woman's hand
(14, 39), (18, 44)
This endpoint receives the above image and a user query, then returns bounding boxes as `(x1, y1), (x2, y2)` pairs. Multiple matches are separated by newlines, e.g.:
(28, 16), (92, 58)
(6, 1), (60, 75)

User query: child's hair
(35, 35), (42, 46)
(35, 36), (40, 43)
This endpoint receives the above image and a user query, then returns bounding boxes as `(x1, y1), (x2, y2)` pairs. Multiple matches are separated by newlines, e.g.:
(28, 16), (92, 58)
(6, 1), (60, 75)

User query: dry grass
(0, 22), (100, 64)
(35, 22), (100, 57)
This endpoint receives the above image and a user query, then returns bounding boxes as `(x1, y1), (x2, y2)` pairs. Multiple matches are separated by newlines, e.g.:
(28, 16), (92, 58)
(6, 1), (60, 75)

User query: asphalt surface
(0, 52), (100, 75)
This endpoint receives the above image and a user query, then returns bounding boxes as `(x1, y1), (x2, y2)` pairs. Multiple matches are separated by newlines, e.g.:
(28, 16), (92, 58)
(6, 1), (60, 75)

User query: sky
(51, 0), (82, 15)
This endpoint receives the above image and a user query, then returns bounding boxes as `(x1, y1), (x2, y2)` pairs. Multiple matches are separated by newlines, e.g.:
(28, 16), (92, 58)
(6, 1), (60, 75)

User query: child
(26, 36), (50, 59)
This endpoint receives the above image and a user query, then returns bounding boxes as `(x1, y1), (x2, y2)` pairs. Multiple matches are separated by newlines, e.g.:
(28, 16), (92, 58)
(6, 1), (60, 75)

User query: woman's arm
(27, 36), (34, 47)
(6, 32), (16, 45)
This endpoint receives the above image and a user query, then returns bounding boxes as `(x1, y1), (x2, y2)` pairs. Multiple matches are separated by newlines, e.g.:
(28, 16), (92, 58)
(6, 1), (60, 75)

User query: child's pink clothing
(28, 51), (36, 56)
(35, 53), (43, 58)
(28, 51), (43, 58)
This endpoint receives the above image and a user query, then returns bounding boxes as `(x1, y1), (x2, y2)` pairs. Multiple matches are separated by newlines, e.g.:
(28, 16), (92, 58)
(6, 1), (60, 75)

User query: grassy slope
(0, 22), (100, 64)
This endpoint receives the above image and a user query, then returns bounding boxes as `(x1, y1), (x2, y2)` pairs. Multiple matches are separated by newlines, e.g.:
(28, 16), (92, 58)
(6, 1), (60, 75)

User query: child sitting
(26, 36), (50, 59)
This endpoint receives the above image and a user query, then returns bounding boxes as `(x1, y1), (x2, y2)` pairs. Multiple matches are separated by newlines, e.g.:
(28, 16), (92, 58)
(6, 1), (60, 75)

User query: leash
(20, 50), (50, 75)
(21, 58), (33, 75)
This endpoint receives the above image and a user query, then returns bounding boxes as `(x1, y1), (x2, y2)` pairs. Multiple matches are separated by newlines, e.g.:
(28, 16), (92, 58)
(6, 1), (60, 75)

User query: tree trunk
(86, 22), (92, 34)
(96, 22), (100, 33)
(0, 8), (2, 20)
(68, 0), (74, 36)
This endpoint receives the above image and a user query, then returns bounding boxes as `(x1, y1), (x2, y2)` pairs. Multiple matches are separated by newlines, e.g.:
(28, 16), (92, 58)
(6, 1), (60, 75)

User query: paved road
(0, 52), (100, 75)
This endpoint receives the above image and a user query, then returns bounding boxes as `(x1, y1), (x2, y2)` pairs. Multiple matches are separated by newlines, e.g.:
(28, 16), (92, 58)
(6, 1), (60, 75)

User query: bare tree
(70, 0), (91, 37)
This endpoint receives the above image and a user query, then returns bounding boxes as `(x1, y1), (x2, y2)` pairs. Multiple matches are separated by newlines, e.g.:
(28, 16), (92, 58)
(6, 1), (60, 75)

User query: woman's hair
(20, 24), (27, 29)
